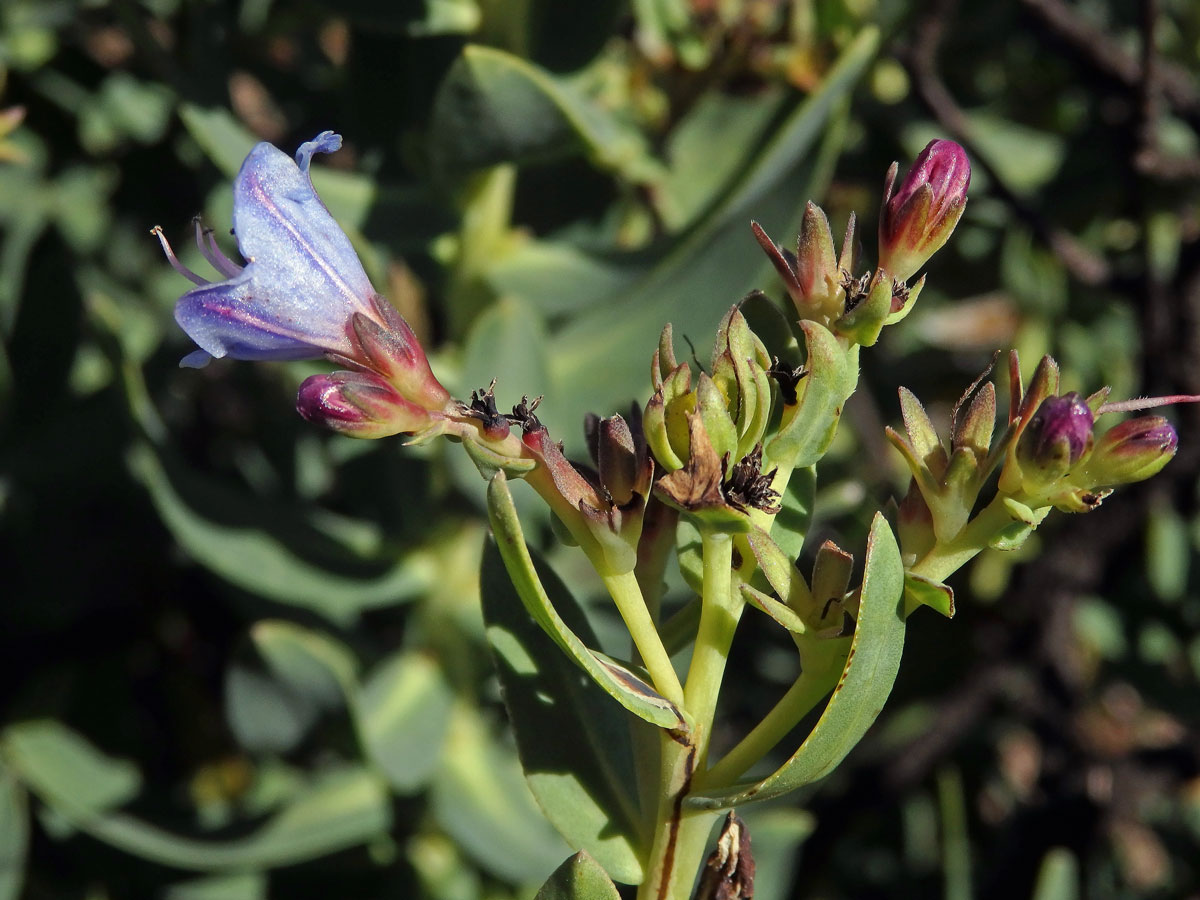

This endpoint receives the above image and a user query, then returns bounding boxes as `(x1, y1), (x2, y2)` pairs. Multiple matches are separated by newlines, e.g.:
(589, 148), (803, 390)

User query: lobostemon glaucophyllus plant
(156, 134), (1194, 899)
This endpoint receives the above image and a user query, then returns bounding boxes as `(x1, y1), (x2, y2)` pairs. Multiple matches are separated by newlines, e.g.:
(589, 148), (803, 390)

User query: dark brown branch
(903, 0), (1113, 288)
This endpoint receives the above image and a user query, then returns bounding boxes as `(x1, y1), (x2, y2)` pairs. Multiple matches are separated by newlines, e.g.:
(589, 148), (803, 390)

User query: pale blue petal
(172, 132), (376, 363)
(175, 268), (346, 362)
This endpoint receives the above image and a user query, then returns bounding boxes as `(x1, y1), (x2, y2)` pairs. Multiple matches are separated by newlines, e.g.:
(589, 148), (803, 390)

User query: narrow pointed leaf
(688, 514), (905, 809)
(486, 471), (685, 730)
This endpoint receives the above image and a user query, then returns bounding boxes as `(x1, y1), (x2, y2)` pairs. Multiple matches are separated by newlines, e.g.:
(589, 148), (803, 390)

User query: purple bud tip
(879, 139), (972, 282)
(1022, 392), (1095, 469)
(889, 139), (971, 222)
(1104, 417), (1178, 457)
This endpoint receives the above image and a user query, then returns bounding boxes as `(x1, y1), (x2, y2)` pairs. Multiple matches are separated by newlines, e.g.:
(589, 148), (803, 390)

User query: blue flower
(155, 131), (380, 368)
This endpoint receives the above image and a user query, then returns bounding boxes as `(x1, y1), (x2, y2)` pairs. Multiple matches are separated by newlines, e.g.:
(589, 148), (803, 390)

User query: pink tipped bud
(1016, 392), (1094, 482)
(1085, 416), (1178, 485)
(297, 370), (440, 439)
(878, 139), (970, 282)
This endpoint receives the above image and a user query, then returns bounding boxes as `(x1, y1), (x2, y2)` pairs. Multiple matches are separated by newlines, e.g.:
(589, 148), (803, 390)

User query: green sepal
(746, 527), (815, 619)
(989, 497), (1052, 551)
(486, 471), (687, 730)
(902, 572), (956, 618)
(766, 321), (853, 470)
(462, 437), (537, 480)
(534, 851), (622, 900)
(688, 514), (905, 810)
(835, 269), (892, 347)
(884, 274), (925, 325)
(741, 583), (809, 635)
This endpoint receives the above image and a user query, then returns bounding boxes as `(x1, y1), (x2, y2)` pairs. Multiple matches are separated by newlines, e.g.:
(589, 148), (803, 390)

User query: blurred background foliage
(1, 0), (1200, 897)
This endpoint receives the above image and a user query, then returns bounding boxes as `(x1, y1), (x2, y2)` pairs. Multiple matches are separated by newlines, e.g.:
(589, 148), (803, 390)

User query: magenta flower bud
(878, 139), (970, 282)
(1085, 416), (1178, 485)
(1016, 392), (1094, 482)
(297, 370), (440, 439)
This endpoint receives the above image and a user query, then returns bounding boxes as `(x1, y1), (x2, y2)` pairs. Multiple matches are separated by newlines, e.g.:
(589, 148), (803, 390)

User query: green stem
(908, 493), (1025, 583)
(683, 531), (740, 767)
(638, 530), (743, 900)
(699, 663), (838, 789)
(602, 570), (685, 707)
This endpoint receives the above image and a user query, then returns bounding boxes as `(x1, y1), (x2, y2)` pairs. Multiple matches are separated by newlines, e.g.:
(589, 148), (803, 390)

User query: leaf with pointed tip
(746, 527), (814, 615)
(534, 851), (623, 900)
(486, 471), (685, 730)
(688, 514), (905, 809)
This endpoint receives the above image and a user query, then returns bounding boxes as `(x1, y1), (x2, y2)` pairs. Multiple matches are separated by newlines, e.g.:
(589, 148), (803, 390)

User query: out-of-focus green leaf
(9, 729), (389, 873)
(689, 513), (905, 808)
(0, 768), (29, 900)
(656, 87), (787, 231)
(1, 721), (141, 815)
(127, 444), (432, 626)
(357, 651), (454, 793)
(938, 767), (971, 900)
(486, 470), (686, 730)
(1146, 502), (1188, 602)
(486, 240), (647, 319)
(429, 45), (662, 183)
(163, 873), (268, 900)
(482, 537), (648, 884)
(544, 28), (878, 437)
(534, 851), (622, 900)
(1031, 847), (1079, 900)
(225, 664), (319, 753)
(431, 707), (571, 884)
(251, 620), (359, 708)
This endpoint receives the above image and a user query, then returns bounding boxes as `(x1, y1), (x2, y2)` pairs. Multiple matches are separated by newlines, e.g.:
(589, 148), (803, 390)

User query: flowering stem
(908, 493), (1030, 583)
(602, 571), (685, 707)
(638, 530), (742, 900)
(698, 661), (839, 789)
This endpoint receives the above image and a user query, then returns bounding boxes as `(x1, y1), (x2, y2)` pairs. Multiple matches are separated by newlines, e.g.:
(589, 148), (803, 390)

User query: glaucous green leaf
(18, 754), (389, 871)
(482, 539), (648, 884)
(688, 513), (905, 809)
(1031, 847), (1080, 900)
(534, 851), (622, 900)
(486, 470), (686, 730)
(0, 768), (28, 900)
(2, 720), (141, 815)
(163, 873), (268, 900)
(431, 708), (571, 884)
(225, 664), (319, 753)
(128, 445), (431, 626)
(251, 620), (359, 709)
(429, 45), (660, 183)
(357, 651), (454, 793)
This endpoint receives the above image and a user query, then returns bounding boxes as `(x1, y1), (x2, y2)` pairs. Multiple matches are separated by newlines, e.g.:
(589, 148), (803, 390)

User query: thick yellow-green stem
(638, 530), (743, 900)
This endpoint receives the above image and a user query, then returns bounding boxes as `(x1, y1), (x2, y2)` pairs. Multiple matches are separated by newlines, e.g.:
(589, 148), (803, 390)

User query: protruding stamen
(193, 217), (243, 278)
(151, 225), (208, 286)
